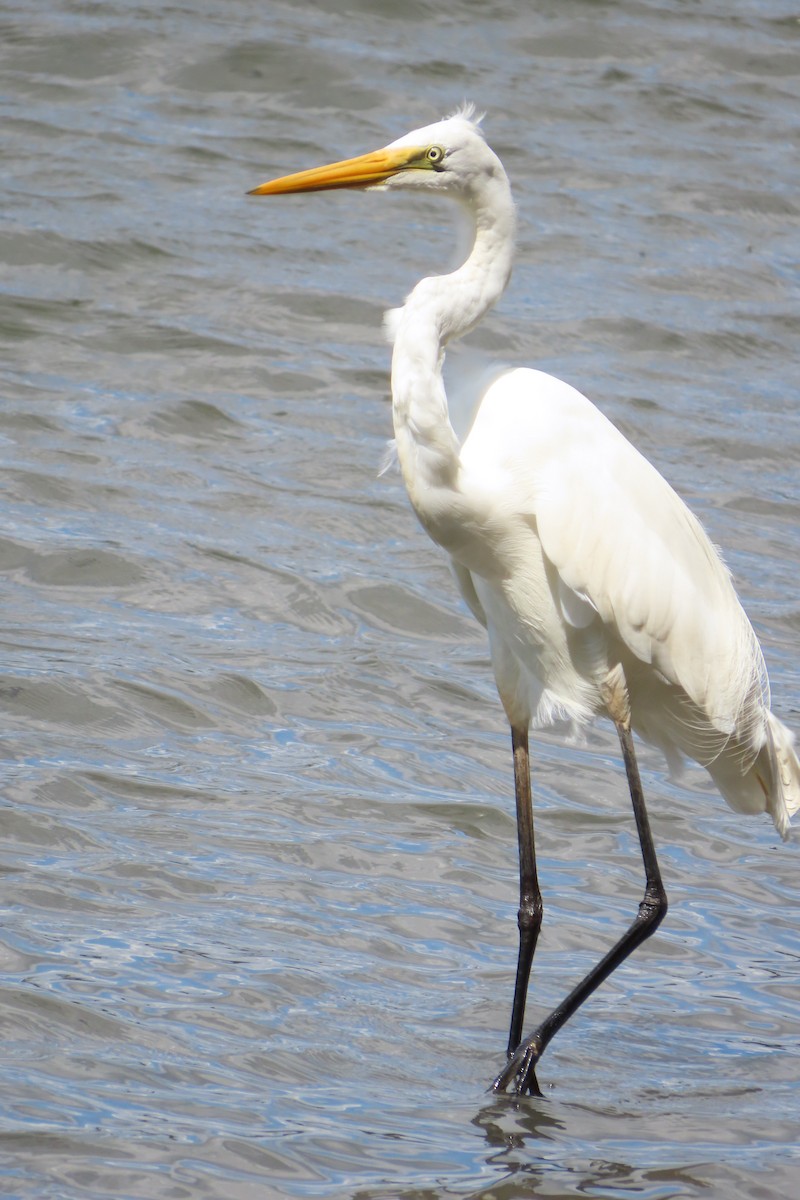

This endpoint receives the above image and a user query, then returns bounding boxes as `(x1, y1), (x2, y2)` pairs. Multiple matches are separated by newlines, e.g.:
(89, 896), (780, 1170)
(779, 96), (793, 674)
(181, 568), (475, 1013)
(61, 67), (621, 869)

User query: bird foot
(491, 1035), (543, 1096)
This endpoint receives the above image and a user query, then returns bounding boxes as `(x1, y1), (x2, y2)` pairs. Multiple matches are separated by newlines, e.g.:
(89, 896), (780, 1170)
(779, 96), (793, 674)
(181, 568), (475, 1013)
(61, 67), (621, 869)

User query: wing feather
(461, 367), (767, 734)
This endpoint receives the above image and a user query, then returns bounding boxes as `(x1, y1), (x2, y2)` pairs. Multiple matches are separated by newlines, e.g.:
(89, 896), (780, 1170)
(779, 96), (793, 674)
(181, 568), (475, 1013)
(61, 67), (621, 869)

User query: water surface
(1, 1), (799, 1197)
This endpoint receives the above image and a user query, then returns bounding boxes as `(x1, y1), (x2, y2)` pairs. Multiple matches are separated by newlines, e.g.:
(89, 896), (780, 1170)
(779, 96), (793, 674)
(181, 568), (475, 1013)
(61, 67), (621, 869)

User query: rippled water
(2, 1), (799, 1197)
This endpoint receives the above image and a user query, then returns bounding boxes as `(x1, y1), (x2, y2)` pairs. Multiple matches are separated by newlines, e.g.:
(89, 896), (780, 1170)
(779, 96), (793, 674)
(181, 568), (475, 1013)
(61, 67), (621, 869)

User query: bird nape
(249, 107), (799, 1096)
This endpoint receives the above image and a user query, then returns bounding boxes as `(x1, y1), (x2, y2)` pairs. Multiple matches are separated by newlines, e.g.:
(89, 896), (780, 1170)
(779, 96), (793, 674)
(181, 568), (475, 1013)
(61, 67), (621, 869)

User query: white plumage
(377, 110), (799, 838)
(458, 365), (792, 831)
(250, 107), (798, 1093)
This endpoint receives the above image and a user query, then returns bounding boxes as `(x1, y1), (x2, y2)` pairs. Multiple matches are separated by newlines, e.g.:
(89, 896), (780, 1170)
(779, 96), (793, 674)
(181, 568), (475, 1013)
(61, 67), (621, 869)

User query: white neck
(389, 172), (516, 516)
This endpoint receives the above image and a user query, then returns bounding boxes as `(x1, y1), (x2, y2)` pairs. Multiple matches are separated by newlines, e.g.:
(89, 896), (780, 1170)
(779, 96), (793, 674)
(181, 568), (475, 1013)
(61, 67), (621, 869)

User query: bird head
(248, 106), (504, 202)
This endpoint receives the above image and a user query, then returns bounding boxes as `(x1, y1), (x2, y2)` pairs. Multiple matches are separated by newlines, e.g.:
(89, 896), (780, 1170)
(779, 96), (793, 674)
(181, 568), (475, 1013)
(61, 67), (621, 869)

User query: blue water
(1, 1), (799, 1196)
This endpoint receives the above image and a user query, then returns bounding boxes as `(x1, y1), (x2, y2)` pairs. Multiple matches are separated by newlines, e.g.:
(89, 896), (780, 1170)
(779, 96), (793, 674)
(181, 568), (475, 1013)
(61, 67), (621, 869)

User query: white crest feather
(447, 101), (484, 126)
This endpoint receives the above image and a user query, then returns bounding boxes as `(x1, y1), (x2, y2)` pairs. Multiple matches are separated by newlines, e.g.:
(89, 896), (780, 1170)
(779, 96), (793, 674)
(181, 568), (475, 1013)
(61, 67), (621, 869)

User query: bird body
(438, 363), (796, 832)
(250, 107), (799, 1092)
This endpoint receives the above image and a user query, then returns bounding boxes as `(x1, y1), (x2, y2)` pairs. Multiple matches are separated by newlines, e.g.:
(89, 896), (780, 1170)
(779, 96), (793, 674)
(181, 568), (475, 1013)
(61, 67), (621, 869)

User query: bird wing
(461, 368), (767, 734)
(451, 561), (489, 628)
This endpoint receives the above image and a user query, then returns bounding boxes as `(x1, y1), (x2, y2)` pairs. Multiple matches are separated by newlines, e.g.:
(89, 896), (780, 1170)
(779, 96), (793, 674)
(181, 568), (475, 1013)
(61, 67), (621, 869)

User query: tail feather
(705, 710), (800, 840)
(763, 712), (800, 840)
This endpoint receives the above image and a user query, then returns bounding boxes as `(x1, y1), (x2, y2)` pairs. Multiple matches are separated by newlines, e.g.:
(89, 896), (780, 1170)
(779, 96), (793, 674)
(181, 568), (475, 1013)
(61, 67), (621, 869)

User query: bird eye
(426, 145), (445, 166)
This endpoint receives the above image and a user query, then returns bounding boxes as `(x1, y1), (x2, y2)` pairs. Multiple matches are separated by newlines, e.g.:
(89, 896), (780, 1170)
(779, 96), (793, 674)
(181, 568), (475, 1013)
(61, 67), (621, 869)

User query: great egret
(250, 107), (799, 1095)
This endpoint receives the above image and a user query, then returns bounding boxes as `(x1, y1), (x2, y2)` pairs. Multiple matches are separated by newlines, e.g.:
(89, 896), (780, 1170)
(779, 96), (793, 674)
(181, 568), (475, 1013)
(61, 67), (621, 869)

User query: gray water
(2, 1), (799, 1197)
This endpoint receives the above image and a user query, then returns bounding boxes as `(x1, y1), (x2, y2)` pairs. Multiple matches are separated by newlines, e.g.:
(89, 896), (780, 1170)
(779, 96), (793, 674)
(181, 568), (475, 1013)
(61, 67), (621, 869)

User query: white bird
(249, 107), (800, 1095)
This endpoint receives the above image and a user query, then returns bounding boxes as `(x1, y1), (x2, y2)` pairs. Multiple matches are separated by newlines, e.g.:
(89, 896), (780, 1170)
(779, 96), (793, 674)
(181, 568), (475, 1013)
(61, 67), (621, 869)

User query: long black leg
(493, 668), (668, 1095)
(506, 725), (543, 1091)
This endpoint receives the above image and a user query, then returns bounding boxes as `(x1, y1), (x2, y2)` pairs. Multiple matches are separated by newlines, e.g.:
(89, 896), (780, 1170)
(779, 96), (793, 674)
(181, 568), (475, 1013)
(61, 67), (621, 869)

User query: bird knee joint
(639, 885), (668, 928)
(518, 899), (543, 933)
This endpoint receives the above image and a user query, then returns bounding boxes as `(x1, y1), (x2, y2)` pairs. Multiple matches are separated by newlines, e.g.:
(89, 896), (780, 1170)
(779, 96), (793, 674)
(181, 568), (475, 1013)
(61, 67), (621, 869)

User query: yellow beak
(248, 145), (425, 195)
